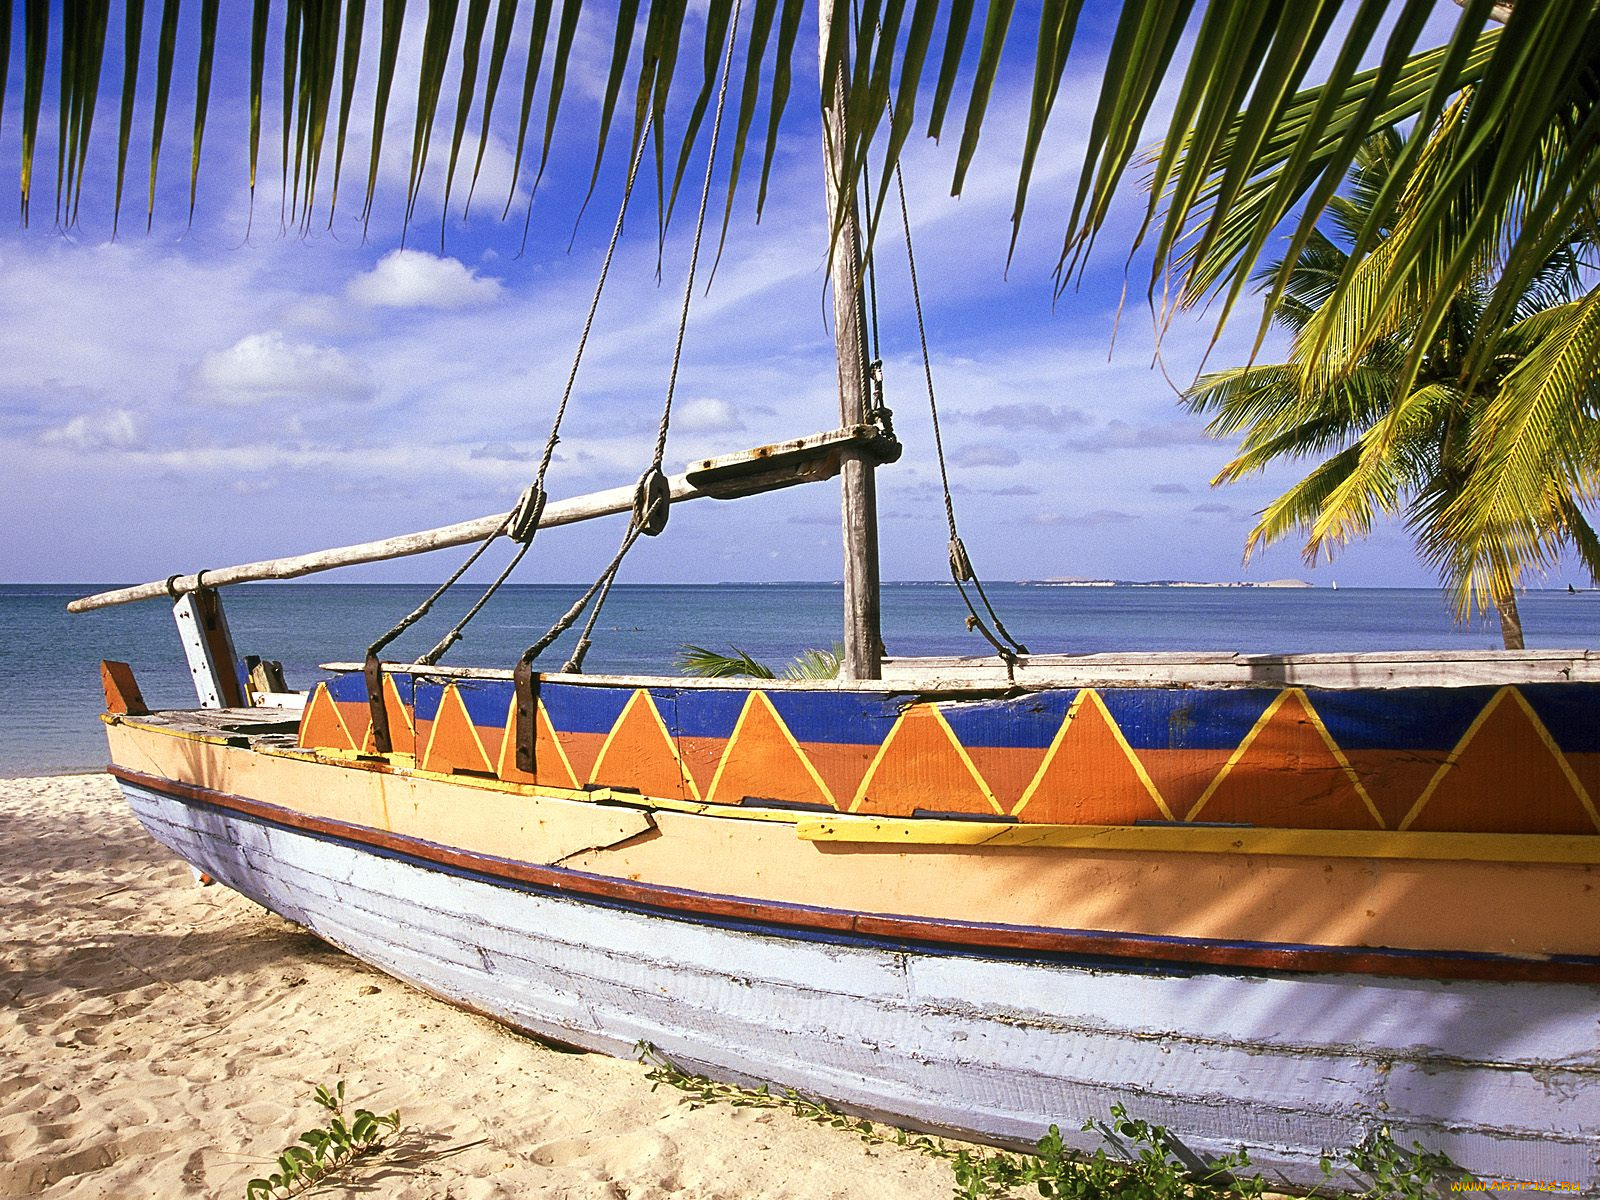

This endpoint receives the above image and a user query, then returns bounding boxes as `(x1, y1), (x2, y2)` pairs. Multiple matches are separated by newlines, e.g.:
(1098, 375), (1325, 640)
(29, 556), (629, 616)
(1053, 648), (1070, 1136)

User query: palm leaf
(676, 644), (777, 679)
(327, 0), (366, 219)
(3, 0), (1600, 342)
(439, 0), (491, 242)
(463, 0), (517, 216)
(113, 0), (146, 235)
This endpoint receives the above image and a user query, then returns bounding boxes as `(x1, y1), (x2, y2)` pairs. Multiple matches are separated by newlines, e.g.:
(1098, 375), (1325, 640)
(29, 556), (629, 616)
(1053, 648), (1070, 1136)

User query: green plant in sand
(640, 1044), (1273, 1200)
(244, 1081), (403, 1200)
(946, 1107), (1267, 1200)
(1321, 1125), (1477, 1200)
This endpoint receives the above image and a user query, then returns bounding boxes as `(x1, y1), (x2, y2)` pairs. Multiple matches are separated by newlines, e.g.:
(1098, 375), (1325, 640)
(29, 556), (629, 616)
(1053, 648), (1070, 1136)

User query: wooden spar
(66, 427), (878, 614)
(819, 0), (885, 681)
(67, 473), (704, 614)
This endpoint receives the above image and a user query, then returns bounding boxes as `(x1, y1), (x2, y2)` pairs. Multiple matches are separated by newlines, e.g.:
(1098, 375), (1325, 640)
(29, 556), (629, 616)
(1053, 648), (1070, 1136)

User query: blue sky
(3, 1), (1549, 590)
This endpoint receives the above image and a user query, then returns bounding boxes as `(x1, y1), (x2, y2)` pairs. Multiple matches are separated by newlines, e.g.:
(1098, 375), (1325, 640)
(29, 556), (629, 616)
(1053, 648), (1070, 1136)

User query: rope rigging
(507, 0), (745, 772)
(846, 0), (1023, 671)
(362, 1), (1017, 755)
(363, 101), (658, 751)
(866, 92), (1028, 671)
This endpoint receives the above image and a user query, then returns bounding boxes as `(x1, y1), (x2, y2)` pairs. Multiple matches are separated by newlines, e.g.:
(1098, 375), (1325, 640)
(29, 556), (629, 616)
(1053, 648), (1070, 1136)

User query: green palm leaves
(1184, 124), (1600, 648)
(10, 0), (1588, 289)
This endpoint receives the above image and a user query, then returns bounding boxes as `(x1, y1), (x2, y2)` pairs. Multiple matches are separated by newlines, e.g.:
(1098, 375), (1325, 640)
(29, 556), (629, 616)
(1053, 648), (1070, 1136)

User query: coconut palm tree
(1182, 118), (1600, 649)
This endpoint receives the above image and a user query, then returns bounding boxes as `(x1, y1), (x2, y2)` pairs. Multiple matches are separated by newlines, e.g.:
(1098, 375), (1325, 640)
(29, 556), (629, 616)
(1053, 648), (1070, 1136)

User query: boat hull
(117, 769), (1600, 1193)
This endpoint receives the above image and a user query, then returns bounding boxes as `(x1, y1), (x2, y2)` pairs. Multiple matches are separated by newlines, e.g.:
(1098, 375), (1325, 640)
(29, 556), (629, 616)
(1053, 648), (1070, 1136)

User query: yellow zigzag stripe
(590, 689), (702, 803)
(1400, 687), (1600, 832)
(1187, 688), (1381, 827)
(1013, 688), (1174, 821)
(705, 691), (837, 808)
(850, 702), (1003, 815)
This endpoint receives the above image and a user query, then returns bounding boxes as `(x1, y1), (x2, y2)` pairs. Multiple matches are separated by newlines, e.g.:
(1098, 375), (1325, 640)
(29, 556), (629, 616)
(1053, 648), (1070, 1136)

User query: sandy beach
(0, 773), (956, 1198)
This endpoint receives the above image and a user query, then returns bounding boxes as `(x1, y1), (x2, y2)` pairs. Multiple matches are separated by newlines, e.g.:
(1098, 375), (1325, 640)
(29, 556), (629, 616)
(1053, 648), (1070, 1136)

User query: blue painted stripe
(1098, 689), (1277, 751)
(541, 681), (634, 735)
(455, 678), (514, 726)
(764, 690), (908, 746)
(1521, 685), (1600, 753)
(327, 670), (415, 706)
(329, 672), (1600, 757)
(657, 687), (749, 739)
(1307, 687), (1493, 751)
(940, 693), (1077, 749)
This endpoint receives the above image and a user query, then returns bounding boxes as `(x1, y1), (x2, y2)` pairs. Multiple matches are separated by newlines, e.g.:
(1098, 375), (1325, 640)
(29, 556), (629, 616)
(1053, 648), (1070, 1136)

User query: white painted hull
(121, 780), (1600, 1192)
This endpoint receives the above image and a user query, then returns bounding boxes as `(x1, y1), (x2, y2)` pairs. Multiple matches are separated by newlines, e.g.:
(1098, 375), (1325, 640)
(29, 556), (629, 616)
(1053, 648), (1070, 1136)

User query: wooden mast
(819, 0), (884, 680)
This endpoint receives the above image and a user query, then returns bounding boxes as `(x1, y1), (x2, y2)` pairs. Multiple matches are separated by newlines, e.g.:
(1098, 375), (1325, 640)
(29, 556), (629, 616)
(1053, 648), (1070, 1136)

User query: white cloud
(950, 444), (1022, 468)
(347, 249), (504, 310)
(195, 332), (374, 405)
(39, 408), (141, 452)
(675, 396), (745, 433)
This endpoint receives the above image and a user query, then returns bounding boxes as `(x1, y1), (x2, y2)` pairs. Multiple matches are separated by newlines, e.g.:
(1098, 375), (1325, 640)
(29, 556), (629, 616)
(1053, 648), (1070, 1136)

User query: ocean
(2, 581), (1596, 777)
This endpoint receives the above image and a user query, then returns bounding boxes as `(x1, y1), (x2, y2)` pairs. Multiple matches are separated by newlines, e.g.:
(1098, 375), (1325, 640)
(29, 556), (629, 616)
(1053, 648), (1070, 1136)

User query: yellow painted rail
(792, 816), (1600, 864)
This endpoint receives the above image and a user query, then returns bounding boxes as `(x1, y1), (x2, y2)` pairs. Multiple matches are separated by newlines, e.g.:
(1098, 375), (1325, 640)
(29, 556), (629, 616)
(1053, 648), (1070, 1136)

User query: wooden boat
(90, 649), (1600, 1191)
(70, 8), (1600, 1194)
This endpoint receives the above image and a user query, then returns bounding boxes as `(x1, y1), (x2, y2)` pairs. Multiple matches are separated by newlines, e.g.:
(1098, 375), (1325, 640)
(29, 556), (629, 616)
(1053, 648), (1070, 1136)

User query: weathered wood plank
(67, 425), (885, 614)
(819, 0), (884, 682)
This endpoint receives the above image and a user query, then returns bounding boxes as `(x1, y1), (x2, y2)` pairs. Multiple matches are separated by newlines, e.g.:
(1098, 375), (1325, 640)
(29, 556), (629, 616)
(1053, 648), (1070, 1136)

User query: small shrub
(637, 1044), (1267, 1200)
(243, 1081), (403, 1199)
(1322, 1125), (1476, 1199)
(949, 1106), (1266, 1200)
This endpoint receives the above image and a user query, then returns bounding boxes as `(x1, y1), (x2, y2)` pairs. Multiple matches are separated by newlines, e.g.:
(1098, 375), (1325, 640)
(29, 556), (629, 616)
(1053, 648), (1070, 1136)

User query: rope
(411, 112), (659, 668)
(361, 112), (658, 748)
(857, 149), (892, 432)
(889, 129), (1029, 667)
(519, 0), (744, 675)
(651, 5), (740, 473)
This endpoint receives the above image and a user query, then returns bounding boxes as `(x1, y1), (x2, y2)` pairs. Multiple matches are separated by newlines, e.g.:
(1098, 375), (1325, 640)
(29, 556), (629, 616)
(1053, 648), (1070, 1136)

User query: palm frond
(676, 644), (777, 679)
(0, 0), (1553, 284)
(783, 644), (842, 680)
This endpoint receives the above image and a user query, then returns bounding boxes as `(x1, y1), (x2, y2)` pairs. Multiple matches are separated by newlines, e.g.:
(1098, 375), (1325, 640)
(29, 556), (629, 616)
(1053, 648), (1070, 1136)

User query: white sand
(0, 774), (958, 1198)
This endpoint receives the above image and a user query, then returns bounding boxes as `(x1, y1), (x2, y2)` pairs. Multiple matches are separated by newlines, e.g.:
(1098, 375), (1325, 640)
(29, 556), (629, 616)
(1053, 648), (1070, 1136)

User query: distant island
(1027, 578), (1314, 588)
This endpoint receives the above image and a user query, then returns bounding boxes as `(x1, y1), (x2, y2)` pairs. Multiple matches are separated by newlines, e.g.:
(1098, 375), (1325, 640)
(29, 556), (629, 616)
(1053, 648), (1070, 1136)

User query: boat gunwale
(318, 649), (1600, 692)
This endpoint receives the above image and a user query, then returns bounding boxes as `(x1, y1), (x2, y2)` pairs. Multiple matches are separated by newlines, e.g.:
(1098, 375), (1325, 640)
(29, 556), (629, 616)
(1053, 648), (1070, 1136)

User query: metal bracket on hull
(514, 658), (539, 776)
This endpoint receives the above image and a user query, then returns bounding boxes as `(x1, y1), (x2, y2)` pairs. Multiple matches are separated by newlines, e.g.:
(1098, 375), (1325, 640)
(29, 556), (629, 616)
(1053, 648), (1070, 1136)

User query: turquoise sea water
(2, 581), (1596, 777)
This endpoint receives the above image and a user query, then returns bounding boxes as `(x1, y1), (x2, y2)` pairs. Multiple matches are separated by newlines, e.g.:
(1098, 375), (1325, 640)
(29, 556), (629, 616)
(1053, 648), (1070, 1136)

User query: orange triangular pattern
(298, 684), (357, 752)
(802, 743), (879, 808)
(963, 746), (1051, 813)
(340, 701), (373, 757)
(852, 704), (1001, 817)
(1343, 750), (1443, 831)
(706, 693), (835, 809)
(1014, 691), (1169, 824)
(420, 685), (496, 775)
(677, 736), (726, 798)
(1569, 753), (1600, 819)
(1136, 750), (1237, 821)
(1190, 691), (1381, 829)
(589, 690), (698, 802)
(496, 697), (579, 789)
(1405, 689), (1598, 834)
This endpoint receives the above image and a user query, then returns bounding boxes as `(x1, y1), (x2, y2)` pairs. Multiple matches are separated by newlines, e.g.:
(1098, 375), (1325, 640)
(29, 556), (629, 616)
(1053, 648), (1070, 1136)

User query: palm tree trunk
(1496, 588), (1526, 650)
